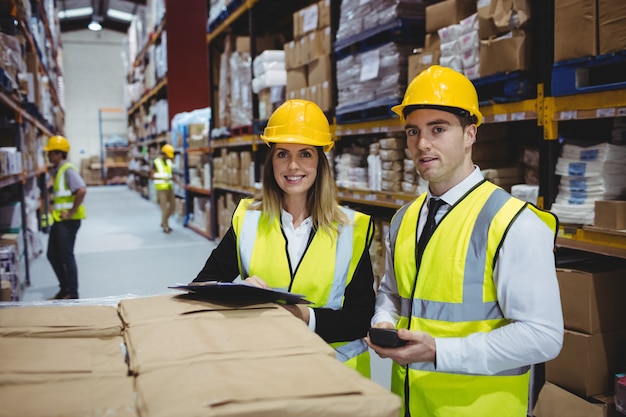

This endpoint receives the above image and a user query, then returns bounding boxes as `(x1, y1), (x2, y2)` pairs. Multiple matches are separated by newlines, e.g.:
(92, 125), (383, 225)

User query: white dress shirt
(373, 167), (564, 375)
(281, 210), (317, 331)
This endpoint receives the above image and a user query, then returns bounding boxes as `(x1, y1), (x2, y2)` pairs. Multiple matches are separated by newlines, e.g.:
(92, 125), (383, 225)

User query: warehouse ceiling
(57, 0), (146, 33)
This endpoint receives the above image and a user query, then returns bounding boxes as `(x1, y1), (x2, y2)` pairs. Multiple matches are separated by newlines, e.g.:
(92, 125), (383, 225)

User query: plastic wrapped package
(336, 42), (412, 110)
(252, 50), (285, 77)
(229, 51), (252, 128)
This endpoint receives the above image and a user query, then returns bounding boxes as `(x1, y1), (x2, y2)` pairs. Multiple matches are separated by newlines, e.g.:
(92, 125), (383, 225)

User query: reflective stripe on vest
(153, 157), (172, 190)
(389, 181), (557, 416)
(233, 199), (372, 376)
(52, 162), (85, 221)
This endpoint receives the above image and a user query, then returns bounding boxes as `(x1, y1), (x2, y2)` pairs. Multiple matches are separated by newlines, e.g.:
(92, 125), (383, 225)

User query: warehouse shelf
(186, 222), (213, 240)
(206, 0), (258, 44)
(480, 99), (539, 124)
(0, 174), (23, 189)
(211, 134), (263, 149)
(186, 185), (212, 196)
(557, 225), (626, 260)
(127, 76), (168, 115)
(131, 18), (166, 70)
(334, 118), (404, 137)
(187, 147), (211, 154)
(212, 183), (257, 196)
(337, 187), (413, 209)
(0, 91), (53, 136)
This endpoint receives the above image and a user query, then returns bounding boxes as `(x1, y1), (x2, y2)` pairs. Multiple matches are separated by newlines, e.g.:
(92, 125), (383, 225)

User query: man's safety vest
(52, 162), (86, 222)
(153, 157), (172, 191)
(389, 180), (557, 417)
(232, 198), (374, 377)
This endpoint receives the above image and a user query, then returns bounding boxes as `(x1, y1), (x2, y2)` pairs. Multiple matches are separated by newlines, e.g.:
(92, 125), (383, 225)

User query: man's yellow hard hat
(161, 144), (175, 158)
(261, 99), (334, 152)
(392, 65), (483, 126)
(45, 135), (70, 152)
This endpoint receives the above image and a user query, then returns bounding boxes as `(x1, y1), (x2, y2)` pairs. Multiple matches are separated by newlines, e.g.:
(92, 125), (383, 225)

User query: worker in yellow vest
(367, 66), (564, 417)
(194, 100), (375, 378)
(45, 135), (87, 300)
(152, 144), (175, 233)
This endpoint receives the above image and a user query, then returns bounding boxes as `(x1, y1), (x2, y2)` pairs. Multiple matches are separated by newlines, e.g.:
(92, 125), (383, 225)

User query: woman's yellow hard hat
(261, 99), (334, 152)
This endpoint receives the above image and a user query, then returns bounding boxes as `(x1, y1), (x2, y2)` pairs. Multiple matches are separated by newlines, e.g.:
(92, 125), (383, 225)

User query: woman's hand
(242, 276), (269, 288)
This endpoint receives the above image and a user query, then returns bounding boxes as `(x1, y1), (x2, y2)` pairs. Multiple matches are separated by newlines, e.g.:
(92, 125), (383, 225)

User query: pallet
(335, 97), (401, 124)
(334, 18), (425, 60)
(472, 71), (536, 106)
(552, 51), (626, 97)
(230, 124), (253, 137)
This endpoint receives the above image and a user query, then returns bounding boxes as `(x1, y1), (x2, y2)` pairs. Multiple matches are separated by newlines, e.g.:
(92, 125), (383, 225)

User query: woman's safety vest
(389, 180), (557, 417)
(52, 162), (86, 222)
(153, 157), (172, 191)
(232, 198), (374, 377)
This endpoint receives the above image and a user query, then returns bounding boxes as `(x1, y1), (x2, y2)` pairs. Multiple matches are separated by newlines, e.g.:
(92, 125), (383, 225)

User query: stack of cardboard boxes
(0, 294), (402, 416)
(284, 1), (332, 111)
(534, 258), (626, 416)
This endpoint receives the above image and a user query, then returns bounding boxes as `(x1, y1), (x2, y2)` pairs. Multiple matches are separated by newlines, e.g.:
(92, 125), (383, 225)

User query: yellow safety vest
(233, 198), (374, 378)
(389, 180), (557, 417)
(52, 162), (86, 222)
(153, 157), (172, 191)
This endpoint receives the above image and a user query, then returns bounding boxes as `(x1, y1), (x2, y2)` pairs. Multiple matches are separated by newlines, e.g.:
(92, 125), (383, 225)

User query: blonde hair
(251, 146), (349, 238)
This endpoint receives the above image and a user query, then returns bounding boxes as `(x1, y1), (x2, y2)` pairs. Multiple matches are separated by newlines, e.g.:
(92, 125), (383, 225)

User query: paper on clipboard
(169, 281), (312, 305)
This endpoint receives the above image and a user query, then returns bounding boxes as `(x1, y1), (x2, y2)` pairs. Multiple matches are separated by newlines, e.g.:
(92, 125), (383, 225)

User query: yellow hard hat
(392, 65), (483, 126)
(261, 99), (334, 152)
(45, 135), (70, 152)
(161, 144), (175, 158)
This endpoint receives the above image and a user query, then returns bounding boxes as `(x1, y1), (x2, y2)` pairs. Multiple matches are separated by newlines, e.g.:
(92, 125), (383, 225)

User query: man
(366, 66), (564, 417)
(45, 135), (87, 300)
(152, 144), (175, 233)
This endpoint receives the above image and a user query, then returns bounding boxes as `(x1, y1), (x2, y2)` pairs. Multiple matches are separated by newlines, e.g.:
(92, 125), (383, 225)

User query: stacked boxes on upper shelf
(284, 0), (332, 111)
(252, 50), (287, 120)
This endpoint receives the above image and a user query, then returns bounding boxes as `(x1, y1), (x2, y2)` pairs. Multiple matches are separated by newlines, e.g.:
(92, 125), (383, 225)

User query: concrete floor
(22, 185), (392, 389)
(24, 185), (215, 302)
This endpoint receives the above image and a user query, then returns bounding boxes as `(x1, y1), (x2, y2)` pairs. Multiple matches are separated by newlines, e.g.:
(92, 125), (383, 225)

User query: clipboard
(169, 281), (312, 305)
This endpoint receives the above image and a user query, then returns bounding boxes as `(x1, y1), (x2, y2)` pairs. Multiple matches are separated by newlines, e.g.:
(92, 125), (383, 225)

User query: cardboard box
(556, 260), (626, 334)
(0, 337), (129, 385)
(477, 0), (531, 40)
(286, 67), (307, 95)
(124, 313), (335, 373)
(599, 0), (626, 55)
(594, 200), (626, 230)
(554, 0), (597, 62)
(426, 0), (476, 33)
(187, 123), (209, 148)
(408, 50), (441, 81)
(308, 54), (331, 86)
(0, 305), (123, 338)
(0, 376), (137, 417)
(135, 353), (401, 417)
(534, 382), (621, 417)
(545, 329), (625, 397)
(479, 30), (530, 77)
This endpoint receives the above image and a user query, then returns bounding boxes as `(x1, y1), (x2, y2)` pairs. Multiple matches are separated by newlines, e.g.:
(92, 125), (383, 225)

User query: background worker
(366, 66), (563, 416)
(152, 144), (175, 233)
(194, 99), (376, 378)
(45, 135), (87, 300)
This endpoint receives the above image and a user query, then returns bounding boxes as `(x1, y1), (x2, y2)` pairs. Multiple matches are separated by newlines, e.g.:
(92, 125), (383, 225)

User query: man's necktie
(417, 198), (445, 258)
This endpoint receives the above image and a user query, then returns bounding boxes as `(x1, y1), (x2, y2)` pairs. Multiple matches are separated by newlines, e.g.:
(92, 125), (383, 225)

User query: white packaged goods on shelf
(229, 51), (252, 128)
(336, 0), (426, 42)
(551, 142), (626, 225)
(252, 50), (286, 77)
(252, 70), (287, 94)
(336, 42), (413, 110)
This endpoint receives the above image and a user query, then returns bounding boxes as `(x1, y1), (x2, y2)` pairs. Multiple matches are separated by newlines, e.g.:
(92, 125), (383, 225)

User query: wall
(60, 29), (127, 165)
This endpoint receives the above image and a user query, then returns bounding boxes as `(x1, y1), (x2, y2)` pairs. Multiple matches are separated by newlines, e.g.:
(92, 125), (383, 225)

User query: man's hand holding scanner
(366, 323), (437, 366)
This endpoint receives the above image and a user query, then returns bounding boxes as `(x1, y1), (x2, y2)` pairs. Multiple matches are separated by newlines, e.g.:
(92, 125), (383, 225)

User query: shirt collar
(427, 166), (484, 207)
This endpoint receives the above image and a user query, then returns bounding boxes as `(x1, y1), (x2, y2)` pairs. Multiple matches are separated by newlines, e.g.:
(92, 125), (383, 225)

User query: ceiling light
(58, 7), (93, 19)
(88, 19), (102, 31)
(107, 8), (134, 22)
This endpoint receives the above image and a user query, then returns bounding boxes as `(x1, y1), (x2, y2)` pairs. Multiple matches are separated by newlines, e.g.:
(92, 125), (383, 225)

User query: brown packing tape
(135, 354), (400, 417)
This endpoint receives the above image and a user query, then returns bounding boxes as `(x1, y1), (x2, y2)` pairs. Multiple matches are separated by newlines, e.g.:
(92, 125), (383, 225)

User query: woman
(195, 99), (375, 377)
